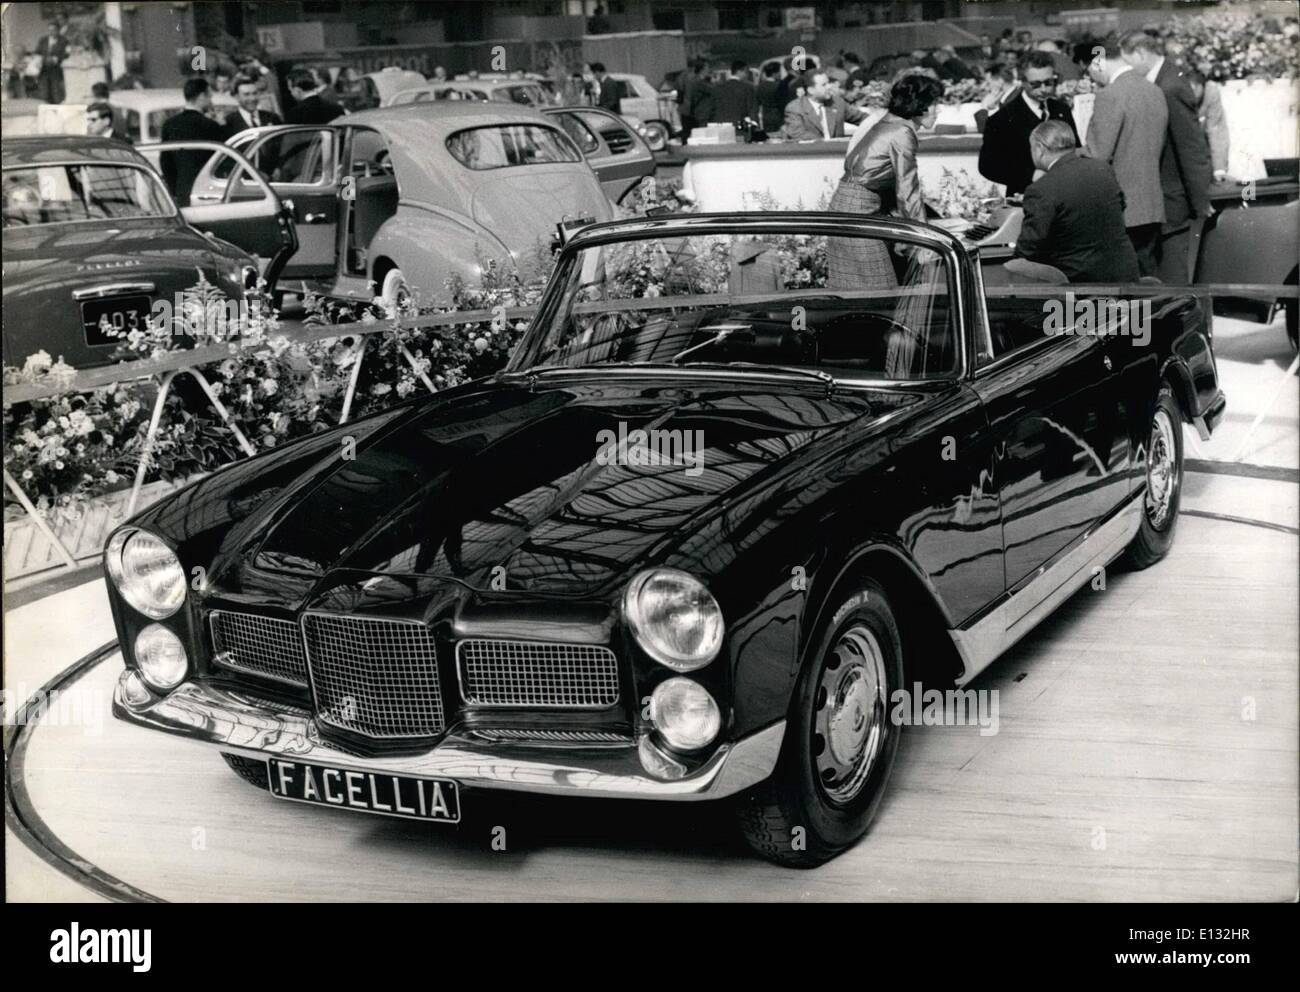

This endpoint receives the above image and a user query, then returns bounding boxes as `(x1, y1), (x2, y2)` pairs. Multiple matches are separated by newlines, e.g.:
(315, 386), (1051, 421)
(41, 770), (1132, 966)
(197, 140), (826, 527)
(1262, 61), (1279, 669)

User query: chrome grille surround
(301, 613), (444, 739)
(456, 639), (620, 709)
(209, 611), (309, 687)
(469, 728), (631, 744)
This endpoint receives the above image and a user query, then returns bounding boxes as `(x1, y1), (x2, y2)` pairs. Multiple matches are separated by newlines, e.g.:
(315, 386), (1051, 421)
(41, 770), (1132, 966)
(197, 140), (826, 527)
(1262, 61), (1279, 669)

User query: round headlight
(134, 624), (189, 691)
(106, 528), (187, 619)
(651, 677), (721, 751)
(623, 568), (723, 671)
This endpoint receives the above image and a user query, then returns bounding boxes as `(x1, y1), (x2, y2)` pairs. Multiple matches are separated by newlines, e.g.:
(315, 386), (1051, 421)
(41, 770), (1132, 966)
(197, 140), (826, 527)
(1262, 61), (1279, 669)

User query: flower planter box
(3, 475), (201, 585)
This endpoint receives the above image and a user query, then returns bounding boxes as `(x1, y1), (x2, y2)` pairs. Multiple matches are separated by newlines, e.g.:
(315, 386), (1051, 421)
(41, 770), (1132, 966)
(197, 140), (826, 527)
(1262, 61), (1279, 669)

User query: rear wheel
(735, 579), (903, 867)
(221, 752), (270, 790)
(1123, 383), (1184, 569)
(379, 266), (411, 309)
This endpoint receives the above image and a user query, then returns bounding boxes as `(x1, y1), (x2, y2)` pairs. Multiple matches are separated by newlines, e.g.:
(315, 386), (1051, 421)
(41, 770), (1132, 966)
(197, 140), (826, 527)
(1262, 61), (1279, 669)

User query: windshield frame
(509, 214), (971, 384)
(1, 159), (179, 229)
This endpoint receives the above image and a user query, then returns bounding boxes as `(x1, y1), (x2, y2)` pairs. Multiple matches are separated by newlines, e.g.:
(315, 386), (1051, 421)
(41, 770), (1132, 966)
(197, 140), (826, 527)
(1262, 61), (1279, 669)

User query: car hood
(207, 374), (914, 609)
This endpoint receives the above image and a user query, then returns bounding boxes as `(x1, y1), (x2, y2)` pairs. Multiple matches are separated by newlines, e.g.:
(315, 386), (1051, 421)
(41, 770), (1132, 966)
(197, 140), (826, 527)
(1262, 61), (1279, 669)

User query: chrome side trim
(112, 667), (786, 801)
(72, 281), (156, 300)
(949, 491), (1143, 686)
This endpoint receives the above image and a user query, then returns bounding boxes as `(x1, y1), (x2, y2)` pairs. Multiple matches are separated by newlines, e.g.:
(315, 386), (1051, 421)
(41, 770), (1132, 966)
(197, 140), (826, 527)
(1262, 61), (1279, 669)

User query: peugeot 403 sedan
(109, 212), (1224, 866)
(2, 135), (294, 370)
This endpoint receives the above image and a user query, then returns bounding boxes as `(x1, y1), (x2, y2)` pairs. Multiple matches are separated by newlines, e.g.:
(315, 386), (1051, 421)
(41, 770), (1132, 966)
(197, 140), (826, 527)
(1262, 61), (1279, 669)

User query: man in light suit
(1120, 31), (1214, 285)
(782, 70), (867, 141)
(1082, 36), (1168, 277)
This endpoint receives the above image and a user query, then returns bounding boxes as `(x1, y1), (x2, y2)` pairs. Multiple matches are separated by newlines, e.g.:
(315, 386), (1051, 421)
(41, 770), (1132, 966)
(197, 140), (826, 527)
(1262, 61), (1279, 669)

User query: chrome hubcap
(1145, 408), (1178, 529)
(813, 624), (888, 805)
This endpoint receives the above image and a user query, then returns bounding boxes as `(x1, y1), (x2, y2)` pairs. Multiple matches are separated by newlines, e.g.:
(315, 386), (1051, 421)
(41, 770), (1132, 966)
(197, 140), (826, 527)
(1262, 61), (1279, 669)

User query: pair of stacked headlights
(107, 529), (727, 753)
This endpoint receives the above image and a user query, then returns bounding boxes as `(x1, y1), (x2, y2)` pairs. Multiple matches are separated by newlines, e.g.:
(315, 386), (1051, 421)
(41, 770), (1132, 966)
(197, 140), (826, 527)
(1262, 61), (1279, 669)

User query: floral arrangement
(1158, 9), (1300, 82)
(923, 168), (1000, 224)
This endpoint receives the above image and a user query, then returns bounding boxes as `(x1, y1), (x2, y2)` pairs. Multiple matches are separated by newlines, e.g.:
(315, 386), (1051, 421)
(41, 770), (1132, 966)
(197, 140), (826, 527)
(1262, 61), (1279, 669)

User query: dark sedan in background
(109, 213), (1223, 866)
(2, 136), (295, 371)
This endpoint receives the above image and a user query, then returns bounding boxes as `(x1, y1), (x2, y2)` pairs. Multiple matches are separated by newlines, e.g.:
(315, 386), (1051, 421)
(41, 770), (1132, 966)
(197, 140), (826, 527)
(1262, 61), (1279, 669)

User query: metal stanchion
(1231, 351), (1300, 463)
(2, 469), (79, 570)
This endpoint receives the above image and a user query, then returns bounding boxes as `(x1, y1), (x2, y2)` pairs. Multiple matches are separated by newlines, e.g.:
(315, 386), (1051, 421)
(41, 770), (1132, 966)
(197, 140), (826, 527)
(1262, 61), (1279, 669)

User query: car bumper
(112, 666), (785, 801)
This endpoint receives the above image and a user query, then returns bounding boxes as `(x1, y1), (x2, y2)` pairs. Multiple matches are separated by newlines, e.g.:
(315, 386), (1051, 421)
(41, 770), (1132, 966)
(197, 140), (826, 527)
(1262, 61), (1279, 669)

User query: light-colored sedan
(385, 79), (553, 109)
(186, 102), (611, 307)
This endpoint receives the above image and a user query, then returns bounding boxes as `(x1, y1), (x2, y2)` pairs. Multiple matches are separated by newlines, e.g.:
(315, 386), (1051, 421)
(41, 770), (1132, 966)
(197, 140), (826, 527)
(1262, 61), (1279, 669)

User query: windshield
(514, 228), (958, 381)
(2, 162), (174, 227)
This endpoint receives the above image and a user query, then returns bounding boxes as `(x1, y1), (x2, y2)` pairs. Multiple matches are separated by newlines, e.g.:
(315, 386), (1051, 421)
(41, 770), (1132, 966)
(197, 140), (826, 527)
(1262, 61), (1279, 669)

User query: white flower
(261, 378), (279, 396)
(105, 470), (120, 484)
(21, 469), (33, 480)
(473, 337), (488, 353)
(55, 460), (65, 469)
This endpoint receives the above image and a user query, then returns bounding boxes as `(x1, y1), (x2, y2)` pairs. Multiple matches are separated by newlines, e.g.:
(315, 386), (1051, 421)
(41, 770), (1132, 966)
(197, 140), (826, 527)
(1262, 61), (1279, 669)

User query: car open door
(139, 140), (297, 293)
(217, 126), (342, 286)
(544, 107), (655, 205)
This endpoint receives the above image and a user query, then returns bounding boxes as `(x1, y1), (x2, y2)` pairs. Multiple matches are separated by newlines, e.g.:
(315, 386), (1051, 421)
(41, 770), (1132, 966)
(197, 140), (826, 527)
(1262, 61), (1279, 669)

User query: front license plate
(266, 759), (460, 823)
(81, 295), (151, 347)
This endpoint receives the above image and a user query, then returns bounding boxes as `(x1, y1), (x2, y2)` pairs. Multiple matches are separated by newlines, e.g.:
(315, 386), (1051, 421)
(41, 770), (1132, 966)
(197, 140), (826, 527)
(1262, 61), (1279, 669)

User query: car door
(223, 126), (341, 284)
(971, 282), (1133, 589)
(140, 140), (297, 292)
(544, 107), (655, 204)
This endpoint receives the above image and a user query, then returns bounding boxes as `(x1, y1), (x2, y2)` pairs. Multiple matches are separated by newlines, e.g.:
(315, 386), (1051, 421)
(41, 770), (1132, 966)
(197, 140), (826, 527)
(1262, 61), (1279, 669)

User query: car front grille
(210, 612), (309, 687)
(301, 613), (444, 739)
(457, 639), (620, 708)
(601, 128), (634, 154)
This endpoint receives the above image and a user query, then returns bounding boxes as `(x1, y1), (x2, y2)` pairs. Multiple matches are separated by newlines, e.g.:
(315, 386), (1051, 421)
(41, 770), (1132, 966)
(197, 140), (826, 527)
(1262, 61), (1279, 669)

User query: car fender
(367, 204), (514, 307)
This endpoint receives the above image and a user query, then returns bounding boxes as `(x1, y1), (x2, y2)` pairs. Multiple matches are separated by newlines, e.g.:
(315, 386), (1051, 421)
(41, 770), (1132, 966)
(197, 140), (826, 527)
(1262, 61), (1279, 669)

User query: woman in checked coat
(827, 74), (944, 289)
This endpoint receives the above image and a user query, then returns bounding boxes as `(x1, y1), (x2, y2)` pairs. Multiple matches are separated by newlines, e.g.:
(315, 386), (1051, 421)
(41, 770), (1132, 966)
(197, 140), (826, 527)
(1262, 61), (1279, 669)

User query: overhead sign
(256, 26), (285, 53)
(784, 7), (816, 31)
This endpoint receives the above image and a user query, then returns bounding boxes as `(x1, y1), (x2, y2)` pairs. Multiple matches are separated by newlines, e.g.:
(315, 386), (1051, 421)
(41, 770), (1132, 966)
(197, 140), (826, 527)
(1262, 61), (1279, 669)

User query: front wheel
(735, 579), (903, 867)
(642, 120), (670, 151)
(1123, 383), (1184, 569)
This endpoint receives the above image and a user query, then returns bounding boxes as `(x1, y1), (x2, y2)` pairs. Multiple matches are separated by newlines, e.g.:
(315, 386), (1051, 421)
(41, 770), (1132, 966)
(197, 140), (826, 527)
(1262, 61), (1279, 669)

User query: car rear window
(2, 163), (173, 227)
(445, 125), (580, 170)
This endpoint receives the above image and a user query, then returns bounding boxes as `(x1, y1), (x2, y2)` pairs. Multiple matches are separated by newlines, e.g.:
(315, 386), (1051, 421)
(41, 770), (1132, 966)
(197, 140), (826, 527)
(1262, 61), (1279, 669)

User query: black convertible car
(109, 213), (1225, 866)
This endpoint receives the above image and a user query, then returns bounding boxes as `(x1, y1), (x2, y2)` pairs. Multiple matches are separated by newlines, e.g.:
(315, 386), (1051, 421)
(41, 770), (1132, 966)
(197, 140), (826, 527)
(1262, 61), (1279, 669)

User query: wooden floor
(7, 473), (1297, 902)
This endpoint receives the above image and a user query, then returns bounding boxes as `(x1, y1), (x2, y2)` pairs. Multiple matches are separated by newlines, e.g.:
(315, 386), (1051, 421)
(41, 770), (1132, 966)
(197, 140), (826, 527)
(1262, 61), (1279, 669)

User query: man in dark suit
(1120, 31), (1214, 285)
(589, 63), (627, 114)
(713, 61), (757, 132)
(1014, 120), (1138, 283)
(159, 77), (227, 206)
(284, 70), (343, 125)
(224, 75), (282, 138)
(678, 60), (716, 138)
(35, 19), (69, 104)
(755, 62), (786, 133)
(978, 51), (1078, 196)
(1083, 36), (1168, 277)
(782, 70), (866, 141)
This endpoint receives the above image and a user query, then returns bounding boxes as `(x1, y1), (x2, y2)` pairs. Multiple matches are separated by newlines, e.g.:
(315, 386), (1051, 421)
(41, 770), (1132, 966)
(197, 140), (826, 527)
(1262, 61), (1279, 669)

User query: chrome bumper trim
(112, 667), (785, 801)
(949, 490), (1143, 686)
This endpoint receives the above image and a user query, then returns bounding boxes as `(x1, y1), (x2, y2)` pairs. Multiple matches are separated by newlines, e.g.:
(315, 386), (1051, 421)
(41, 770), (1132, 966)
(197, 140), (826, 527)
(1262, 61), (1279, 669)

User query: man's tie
(818, 103), (830, 139)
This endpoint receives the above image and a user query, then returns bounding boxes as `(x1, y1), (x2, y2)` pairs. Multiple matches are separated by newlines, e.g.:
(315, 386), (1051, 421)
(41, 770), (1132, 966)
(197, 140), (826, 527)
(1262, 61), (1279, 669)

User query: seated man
(1013, 120), (1139, 284)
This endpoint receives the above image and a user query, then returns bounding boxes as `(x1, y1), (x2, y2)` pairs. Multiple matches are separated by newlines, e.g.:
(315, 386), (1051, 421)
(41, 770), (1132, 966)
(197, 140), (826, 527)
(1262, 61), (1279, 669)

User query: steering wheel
(816, 311), (916, 369)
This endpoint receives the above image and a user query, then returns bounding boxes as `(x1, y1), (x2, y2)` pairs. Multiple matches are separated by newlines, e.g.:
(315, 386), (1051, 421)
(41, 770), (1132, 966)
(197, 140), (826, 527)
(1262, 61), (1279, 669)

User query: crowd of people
(821, 28), (1222, 289)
